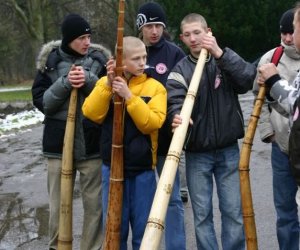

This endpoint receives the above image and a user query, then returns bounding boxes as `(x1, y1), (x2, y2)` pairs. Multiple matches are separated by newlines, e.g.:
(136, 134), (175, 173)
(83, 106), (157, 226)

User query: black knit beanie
(136, 2), (166, 30)
(280, 9), (294, 34)
(61, 14), (91, 47)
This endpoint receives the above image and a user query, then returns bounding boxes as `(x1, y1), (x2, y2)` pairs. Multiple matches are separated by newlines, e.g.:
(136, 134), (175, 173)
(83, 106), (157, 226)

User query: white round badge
(155, 63), (168, 75)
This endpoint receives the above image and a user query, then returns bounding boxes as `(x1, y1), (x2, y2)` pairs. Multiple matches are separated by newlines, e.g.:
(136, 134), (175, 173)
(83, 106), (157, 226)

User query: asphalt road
(0, 92), (283, 249)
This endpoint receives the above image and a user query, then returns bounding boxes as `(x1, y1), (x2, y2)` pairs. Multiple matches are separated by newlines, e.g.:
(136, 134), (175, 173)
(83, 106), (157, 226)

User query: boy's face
(180, 22), (207, 57)
(293, 17), (300, 52)
(281, 32), (293, 46)
(69, 34), (91, 55)
(141, 24), (164, 46)
(123, 46), (147, 76)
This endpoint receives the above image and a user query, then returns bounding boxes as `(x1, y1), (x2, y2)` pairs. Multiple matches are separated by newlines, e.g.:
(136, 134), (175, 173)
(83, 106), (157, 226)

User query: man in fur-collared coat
(31, 14), (110, 250)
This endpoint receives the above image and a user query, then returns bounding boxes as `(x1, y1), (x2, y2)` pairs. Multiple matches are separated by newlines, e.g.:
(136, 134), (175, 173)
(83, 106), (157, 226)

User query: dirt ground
(0, 92), (285, 249)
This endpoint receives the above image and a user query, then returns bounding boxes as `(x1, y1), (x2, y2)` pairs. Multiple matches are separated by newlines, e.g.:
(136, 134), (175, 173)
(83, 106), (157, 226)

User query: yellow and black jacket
(82, 73), (166, 171)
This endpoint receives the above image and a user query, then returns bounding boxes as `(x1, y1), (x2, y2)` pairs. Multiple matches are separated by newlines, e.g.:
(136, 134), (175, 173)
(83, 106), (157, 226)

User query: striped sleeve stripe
(167, 72), (188, 90)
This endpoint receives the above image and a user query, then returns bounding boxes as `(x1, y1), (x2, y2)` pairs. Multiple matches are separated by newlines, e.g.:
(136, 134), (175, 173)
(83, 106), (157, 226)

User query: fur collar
(36, 40), (111, 70)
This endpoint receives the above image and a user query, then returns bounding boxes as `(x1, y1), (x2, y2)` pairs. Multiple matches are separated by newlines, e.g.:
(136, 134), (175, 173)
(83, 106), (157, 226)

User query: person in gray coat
(31, 14), (110, 250)
(253, 9), (300, 250)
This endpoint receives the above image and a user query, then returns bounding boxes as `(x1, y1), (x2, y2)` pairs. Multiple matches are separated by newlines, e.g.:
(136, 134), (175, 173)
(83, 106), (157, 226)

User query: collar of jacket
(188, 53), (212, 64)
(281, 41), (300, 60)
(36, 40), (111, 71)
(127, 73), (148, 86)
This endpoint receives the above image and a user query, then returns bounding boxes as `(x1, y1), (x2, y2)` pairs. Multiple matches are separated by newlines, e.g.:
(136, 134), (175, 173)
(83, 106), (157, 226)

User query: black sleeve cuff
(265, 74), (281, 88)
(265, 74), (281, 101)
(266, 92), (275, 102)
(215, 48), (225, 60)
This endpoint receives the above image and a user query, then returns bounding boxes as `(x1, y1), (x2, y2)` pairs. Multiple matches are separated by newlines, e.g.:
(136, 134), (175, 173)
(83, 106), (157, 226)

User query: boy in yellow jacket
(82, 36), (166, 250)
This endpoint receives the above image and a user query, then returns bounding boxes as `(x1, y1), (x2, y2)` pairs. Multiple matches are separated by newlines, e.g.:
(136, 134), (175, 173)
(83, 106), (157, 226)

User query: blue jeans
(102, 164), (156, 250)
(156, 155), (186, 250)
(271, 142), (299, 250)
(186, 143), (245, 250)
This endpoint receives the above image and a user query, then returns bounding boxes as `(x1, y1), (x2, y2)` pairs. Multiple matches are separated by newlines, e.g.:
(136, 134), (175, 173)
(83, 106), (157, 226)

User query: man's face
(141, 24), (164, 46)
(180, 22), (207, 57)
(123, 45), (147, 76)
(281, 32), (294, 46)
(69, 34), (91, 55)
(293, 18), (300, 52)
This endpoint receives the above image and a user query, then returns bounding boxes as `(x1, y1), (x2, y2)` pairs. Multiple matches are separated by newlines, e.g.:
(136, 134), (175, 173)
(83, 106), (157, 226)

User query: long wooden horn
(140, 38), (210, 250)
(239, 86), (266, 250)
(103, 0), (125, 249)
(57, 87), (78, 250)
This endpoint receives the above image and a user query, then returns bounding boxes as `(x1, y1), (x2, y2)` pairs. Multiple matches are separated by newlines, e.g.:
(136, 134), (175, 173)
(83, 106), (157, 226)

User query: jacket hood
(36, 40), (111, 71)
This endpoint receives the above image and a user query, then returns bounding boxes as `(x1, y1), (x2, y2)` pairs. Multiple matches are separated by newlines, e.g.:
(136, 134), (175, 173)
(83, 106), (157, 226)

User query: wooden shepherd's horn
(57, 87), (78, 250)
(239, 85), (267, 250)
(103, 0), (125, 249)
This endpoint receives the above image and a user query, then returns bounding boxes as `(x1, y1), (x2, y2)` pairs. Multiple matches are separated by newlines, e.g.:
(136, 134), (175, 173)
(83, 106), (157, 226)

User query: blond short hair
(123, 36), (145, 57)
(180, 13), (208, 32)
(114, 36), (146, 58)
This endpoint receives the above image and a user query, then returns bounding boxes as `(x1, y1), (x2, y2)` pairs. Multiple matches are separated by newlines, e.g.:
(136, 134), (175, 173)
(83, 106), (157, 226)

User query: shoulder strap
(271, 45), (284, 66)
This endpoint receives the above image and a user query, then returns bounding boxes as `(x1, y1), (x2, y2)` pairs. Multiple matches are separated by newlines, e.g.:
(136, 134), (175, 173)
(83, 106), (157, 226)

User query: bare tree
(91, 0), (147, 52)
(0, 0), (187, 83)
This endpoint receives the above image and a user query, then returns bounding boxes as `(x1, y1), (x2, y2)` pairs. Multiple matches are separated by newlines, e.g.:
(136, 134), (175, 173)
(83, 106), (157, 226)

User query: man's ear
(207, 27), (212, 33)
(179, 34), (183, 42)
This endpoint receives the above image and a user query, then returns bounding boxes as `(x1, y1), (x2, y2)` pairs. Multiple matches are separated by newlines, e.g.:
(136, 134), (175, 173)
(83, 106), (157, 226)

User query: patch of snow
(0, 108), (44, 138)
